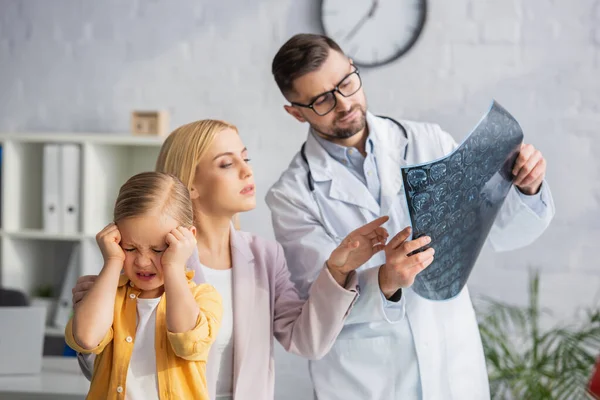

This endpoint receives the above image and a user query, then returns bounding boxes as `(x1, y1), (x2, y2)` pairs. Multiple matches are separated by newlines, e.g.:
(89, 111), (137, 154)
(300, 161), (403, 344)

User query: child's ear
(189, 225), (197, 238)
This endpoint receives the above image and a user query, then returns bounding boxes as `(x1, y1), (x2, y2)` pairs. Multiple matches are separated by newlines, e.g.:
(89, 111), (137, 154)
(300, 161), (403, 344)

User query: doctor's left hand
(513, 143), (546, 195)
(326, 216), (389, 287)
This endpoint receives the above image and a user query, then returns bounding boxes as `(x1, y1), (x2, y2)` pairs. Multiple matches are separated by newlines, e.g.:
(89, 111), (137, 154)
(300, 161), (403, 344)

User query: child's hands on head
(161, 226), (197, 271)
(96, 222), (125, 265)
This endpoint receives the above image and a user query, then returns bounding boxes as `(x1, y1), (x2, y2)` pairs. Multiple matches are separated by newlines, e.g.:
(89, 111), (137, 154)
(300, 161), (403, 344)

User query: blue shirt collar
(311, 128), (375, 164)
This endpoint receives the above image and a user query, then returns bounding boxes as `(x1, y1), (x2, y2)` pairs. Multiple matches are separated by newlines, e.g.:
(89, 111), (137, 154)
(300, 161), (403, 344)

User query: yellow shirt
(65, 271), (222, 400)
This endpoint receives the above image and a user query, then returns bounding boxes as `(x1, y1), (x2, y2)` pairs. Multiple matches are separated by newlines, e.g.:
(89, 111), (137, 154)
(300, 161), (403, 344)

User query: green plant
(476, 270), (600, 400)
(33, 284), (54, 298)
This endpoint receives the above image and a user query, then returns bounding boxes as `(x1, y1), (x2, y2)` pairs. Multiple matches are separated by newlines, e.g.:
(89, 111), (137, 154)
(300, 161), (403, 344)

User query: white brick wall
(1, 0), (598, 397)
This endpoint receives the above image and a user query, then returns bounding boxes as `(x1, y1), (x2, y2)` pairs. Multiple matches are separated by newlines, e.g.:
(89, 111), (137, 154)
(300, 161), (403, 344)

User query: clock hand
(344, 0), (380, 42)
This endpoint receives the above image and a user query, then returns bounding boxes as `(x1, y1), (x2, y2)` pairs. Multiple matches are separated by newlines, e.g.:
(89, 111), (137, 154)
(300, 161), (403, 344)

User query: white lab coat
(265, 112), (555, 400)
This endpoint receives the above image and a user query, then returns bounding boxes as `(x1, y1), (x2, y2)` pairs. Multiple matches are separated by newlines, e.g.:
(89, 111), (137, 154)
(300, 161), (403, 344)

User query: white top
(126, 296), (161, 400)
(201, 263), (234, 399)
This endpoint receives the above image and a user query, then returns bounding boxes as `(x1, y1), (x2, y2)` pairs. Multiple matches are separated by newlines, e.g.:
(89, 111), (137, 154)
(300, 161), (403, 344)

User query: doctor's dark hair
(272, 33), (345, 98)
(113, 171), (193, 228)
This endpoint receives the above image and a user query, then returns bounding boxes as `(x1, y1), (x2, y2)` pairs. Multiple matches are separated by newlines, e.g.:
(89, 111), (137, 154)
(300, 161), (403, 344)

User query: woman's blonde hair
(113, 171), (193, 227)
(155, 119), (241, 229)
(155, 119), (238, 190)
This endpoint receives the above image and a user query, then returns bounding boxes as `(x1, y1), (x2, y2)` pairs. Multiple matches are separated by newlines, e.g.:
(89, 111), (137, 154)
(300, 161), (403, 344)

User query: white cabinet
(0, 133), (164, 333)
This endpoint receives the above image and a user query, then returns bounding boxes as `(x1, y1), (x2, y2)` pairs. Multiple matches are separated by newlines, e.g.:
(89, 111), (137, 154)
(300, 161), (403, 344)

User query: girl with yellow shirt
(65, 171), (222, 400)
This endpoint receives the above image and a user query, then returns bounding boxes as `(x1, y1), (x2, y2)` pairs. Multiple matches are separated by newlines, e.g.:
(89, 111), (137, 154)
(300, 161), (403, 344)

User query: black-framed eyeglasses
(291, 68), (362, 116)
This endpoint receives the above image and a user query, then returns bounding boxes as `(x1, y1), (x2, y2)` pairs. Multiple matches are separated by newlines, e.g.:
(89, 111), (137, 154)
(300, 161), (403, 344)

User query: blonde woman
(72, 119), (389, 400)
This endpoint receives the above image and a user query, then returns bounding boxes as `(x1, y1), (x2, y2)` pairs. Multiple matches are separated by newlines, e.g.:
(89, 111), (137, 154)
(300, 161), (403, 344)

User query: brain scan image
(401, 101), (524, 300)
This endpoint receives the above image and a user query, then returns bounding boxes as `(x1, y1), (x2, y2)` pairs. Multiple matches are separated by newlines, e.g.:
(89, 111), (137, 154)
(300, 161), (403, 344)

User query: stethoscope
(299, 115), (408, 240)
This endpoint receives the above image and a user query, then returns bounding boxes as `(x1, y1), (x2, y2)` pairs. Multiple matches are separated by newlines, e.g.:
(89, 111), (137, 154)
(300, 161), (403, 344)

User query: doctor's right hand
(378, 227), (435, 299)
(326, 216), (390, 287)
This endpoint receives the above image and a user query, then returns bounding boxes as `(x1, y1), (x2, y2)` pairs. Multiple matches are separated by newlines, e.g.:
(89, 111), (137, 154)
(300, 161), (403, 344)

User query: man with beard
(266, 34), (555, 400)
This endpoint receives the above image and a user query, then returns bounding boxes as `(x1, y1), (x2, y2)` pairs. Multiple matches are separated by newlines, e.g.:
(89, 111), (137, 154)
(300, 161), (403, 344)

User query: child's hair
(155, 119), (238, 190)
(113, 171), (193, 227)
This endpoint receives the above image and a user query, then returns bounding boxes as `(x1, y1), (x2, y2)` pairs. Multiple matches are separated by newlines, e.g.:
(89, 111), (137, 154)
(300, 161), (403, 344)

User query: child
(65, 171), (222, 400)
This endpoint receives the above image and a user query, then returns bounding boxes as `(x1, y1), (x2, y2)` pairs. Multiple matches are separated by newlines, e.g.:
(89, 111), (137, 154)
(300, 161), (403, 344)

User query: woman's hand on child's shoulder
(96, 222), (126, 265)
(161, 226), (197, 271)
(71, 275), (97, 308)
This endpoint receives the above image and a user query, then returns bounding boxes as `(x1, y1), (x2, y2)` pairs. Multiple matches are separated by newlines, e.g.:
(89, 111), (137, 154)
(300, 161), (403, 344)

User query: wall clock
(320, 0), (427, 68)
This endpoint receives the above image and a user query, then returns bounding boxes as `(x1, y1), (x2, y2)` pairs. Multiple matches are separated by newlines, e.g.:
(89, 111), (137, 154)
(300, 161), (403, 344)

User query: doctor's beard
(312, 104), (367, 140)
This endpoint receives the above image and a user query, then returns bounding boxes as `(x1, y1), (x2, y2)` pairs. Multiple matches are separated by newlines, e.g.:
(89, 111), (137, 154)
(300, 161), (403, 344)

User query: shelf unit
(0, 133), (165, 336)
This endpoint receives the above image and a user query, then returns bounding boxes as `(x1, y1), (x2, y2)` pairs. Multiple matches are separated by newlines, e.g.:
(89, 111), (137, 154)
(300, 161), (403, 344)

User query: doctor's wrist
(378, 264), (402, 299)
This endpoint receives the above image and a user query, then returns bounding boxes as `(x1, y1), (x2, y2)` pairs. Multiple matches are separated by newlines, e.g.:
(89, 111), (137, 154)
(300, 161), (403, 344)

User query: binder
(0, 145), (3, 228)
(53, 244), (79, 328)
(60, 144), (81, 233)
(42, 144), (61, 233)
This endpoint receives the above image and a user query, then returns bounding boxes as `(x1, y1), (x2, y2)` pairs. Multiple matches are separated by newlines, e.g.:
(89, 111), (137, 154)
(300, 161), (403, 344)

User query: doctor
(266, 34), (555, 399)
